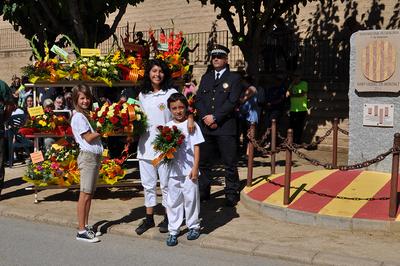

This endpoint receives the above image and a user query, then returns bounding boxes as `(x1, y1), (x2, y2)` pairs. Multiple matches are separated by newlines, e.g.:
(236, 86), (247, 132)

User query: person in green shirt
(286, 72), (308, 144)
(0, 79), (15, 194)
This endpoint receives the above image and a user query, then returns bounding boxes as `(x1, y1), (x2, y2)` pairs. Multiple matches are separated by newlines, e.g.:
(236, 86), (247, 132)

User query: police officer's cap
(210, 44), (230, 56)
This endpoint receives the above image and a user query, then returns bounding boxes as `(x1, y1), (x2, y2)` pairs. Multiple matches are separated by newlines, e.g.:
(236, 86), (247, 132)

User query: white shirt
(71, 112), (103, 154)
(137, 88), (178, 160)
(215, 68), (227, 79)
(166, 120), (204, 177)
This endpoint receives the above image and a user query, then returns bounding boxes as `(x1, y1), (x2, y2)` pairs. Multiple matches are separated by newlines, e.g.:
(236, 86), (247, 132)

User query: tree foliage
(0, 0), (143, 56)
(191, 0), (329, 77)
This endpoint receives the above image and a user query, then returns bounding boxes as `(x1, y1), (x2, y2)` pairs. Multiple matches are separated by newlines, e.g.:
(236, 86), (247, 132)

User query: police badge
(222, 82), (229, 92)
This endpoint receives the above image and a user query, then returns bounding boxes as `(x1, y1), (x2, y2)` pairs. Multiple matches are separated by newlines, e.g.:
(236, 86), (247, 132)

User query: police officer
(195, 44), (243, 207)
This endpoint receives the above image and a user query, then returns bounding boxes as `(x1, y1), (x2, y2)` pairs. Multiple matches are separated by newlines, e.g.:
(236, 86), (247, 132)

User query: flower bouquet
(99, 158), (126, 185)
(23, 160), (62, 186)
(149, 29), (190, 79)
(152, 125), (185, 166)
(70, 55), (120, 86)
(113, 50), (145, 83)
(92, 100), (147, 136)
(45, 140), (78, 165)
(24, 107), (57, 133)
(20, 107), (72, 136)
(21, 39), (70, 83)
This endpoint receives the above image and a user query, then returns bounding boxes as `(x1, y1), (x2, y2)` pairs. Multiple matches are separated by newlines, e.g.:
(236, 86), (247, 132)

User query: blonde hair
(72, 84), (93, 119)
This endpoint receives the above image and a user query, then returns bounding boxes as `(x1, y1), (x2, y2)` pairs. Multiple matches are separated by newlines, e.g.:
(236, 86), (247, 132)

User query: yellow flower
(112, 50), (121, 62)
(107, 110), (115, 117)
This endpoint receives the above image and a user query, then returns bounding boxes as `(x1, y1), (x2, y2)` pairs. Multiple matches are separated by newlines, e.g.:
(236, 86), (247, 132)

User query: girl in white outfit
(136, 59), (194, 235)
(165, 93), (204, 246)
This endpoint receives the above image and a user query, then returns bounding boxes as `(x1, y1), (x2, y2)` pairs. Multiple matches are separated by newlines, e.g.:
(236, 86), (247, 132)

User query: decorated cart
(19, 30), (192, 203)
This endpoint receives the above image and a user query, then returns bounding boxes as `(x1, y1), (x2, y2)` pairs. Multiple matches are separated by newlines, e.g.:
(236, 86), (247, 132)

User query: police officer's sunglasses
(211, 54), (225, 59)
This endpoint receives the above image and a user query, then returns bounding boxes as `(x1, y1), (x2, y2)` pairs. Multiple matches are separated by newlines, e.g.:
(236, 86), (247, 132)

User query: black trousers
(199, 134), (240, 200)
(289, 111), (307, 144)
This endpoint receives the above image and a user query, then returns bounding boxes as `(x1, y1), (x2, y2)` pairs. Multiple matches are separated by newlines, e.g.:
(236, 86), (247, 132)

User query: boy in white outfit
(165, 93), (204, 246)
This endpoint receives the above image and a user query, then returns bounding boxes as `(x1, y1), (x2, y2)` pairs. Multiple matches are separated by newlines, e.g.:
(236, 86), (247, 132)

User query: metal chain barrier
(284, 142), (395, 170)
(291, 128), (333, 149)
(247, 127), (275, 155)
(338, 127), (349, 136)
(247, 121), (394, 171)
(265, 177), (390, 201)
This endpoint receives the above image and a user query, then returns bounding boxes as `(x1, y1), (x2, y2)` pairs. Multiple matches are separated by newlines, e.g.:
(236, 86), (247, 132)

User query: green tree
(0, 0), (143, 57)
(191, 0), (324, 78)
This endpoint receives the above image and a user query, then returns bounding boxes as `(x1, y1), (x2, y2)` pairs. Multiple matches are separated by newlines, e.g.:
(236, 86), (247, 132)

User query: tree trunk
(240, 37), (262, 82)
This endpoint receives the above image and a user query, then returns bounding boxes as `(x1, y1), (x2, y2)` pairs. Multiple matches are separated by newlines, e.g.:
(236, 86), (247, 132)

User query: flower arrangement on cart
(21, 35), (145, 86)
(148, 29), (191, 78)
(18, 107), (72, 136)
(23, 139), (127, 187)
(92, 100), (147, 137)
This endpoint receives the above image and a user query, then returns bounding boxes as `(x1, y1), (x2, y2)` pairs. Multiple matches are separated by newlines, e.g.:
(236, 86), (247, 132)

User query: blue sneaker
(166, 234), (178, 246)
(187, 228), (200, 240)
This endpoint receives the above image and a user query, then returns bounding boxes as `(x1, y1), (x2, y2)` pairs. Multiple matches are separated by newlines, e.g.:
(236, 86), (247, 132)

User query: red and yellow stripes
(245, 170), (395, 221)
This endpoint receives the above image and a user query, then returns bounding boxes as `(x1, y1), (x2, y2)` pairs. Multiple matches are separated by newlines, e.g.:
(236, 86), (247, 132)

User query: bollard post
(389, 133), (400, 217)
(332, 118), (338, 168)
(271, 119), (277, 175)
(284, 129), (293, 205)
(246, 124), (256, 187)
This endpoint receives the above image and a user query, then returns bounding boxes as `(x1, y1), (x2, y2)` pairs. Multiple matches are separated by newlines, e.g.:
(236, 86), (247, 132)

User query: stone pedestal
(348, 30), (400, 172)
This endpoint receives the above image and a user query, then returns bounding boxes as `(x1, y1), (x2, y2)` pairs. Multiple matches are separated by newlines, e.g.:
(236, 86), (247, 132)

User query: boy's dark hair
(167, 93), (189, 109)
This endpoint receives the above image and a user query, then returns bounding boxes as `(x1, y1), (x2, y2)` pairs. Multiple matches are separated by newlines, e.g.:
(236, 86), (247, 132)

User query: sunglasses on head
(212, 54), (225, 59)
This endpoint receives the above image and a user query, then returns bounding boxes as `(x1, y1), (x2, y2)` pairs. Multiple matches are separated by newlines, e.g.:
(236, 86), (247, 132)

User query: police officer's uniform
(195, 45), (243, 205)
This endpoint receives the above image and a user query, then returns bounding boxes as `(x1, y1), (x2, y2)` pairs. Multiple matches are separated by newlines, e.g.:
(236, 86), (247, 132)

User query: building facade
(0, 0), (398, 150)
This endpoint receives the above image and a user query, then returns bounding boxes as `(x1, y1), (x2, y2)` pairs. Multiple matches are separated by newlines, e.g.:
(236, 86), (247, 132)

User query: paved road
(0, 216), (303, 266)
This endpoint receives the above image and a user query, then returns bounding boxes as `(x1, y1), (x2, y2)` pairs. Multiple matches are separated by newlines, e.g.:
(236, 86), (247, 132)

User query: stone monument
(349, 30), (400, 172)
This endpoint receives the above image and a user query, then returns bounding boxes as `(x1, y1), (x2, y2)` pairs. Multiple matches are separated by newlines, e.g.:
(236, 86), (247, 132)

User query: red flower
(162, 127), (171, 134)
(121, 118), (129, 126)
(172, 125), (178, 132)
(99, 117), (105, 124)
(110, 116), (119, 125)
(102, 111), (107, 117)
(177, 139), (183, 145)
(157, 125), (164, 131)
(165, 135), (172, 142)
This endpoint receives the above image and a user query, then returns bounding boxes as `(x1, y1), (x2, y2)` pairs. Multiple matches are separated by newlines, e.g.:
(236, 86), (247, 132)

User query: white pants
(167, 175), (200, 236)
(139, 160), (169, 208)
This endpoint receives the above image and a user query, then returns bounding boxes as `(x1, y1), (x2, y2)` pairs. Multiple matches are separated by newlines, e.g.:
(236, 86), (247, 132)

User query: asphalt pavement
(1, 150), (400, 265)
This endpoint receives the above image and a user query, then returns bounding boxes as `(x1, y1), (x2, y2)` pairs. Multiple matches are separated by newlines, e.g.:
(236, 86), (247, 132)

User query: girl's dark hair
(167, 93), (189, 109)
(72, 84), (93, 119)
(141, 59), (172, 94)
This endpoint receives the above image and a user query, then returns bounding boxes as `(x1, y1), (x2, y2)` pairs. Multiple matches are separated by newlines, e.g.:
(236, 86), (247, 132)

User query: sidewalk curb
(240, 190), (399, 233)
(0, 204), (396, 265)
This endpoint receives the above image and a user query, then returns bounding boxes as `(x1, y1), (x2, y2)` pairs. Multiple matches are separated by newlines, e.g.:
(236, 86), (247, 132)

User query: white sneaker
(85, 225), (102, 237)
(76, 230), (100, 243)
